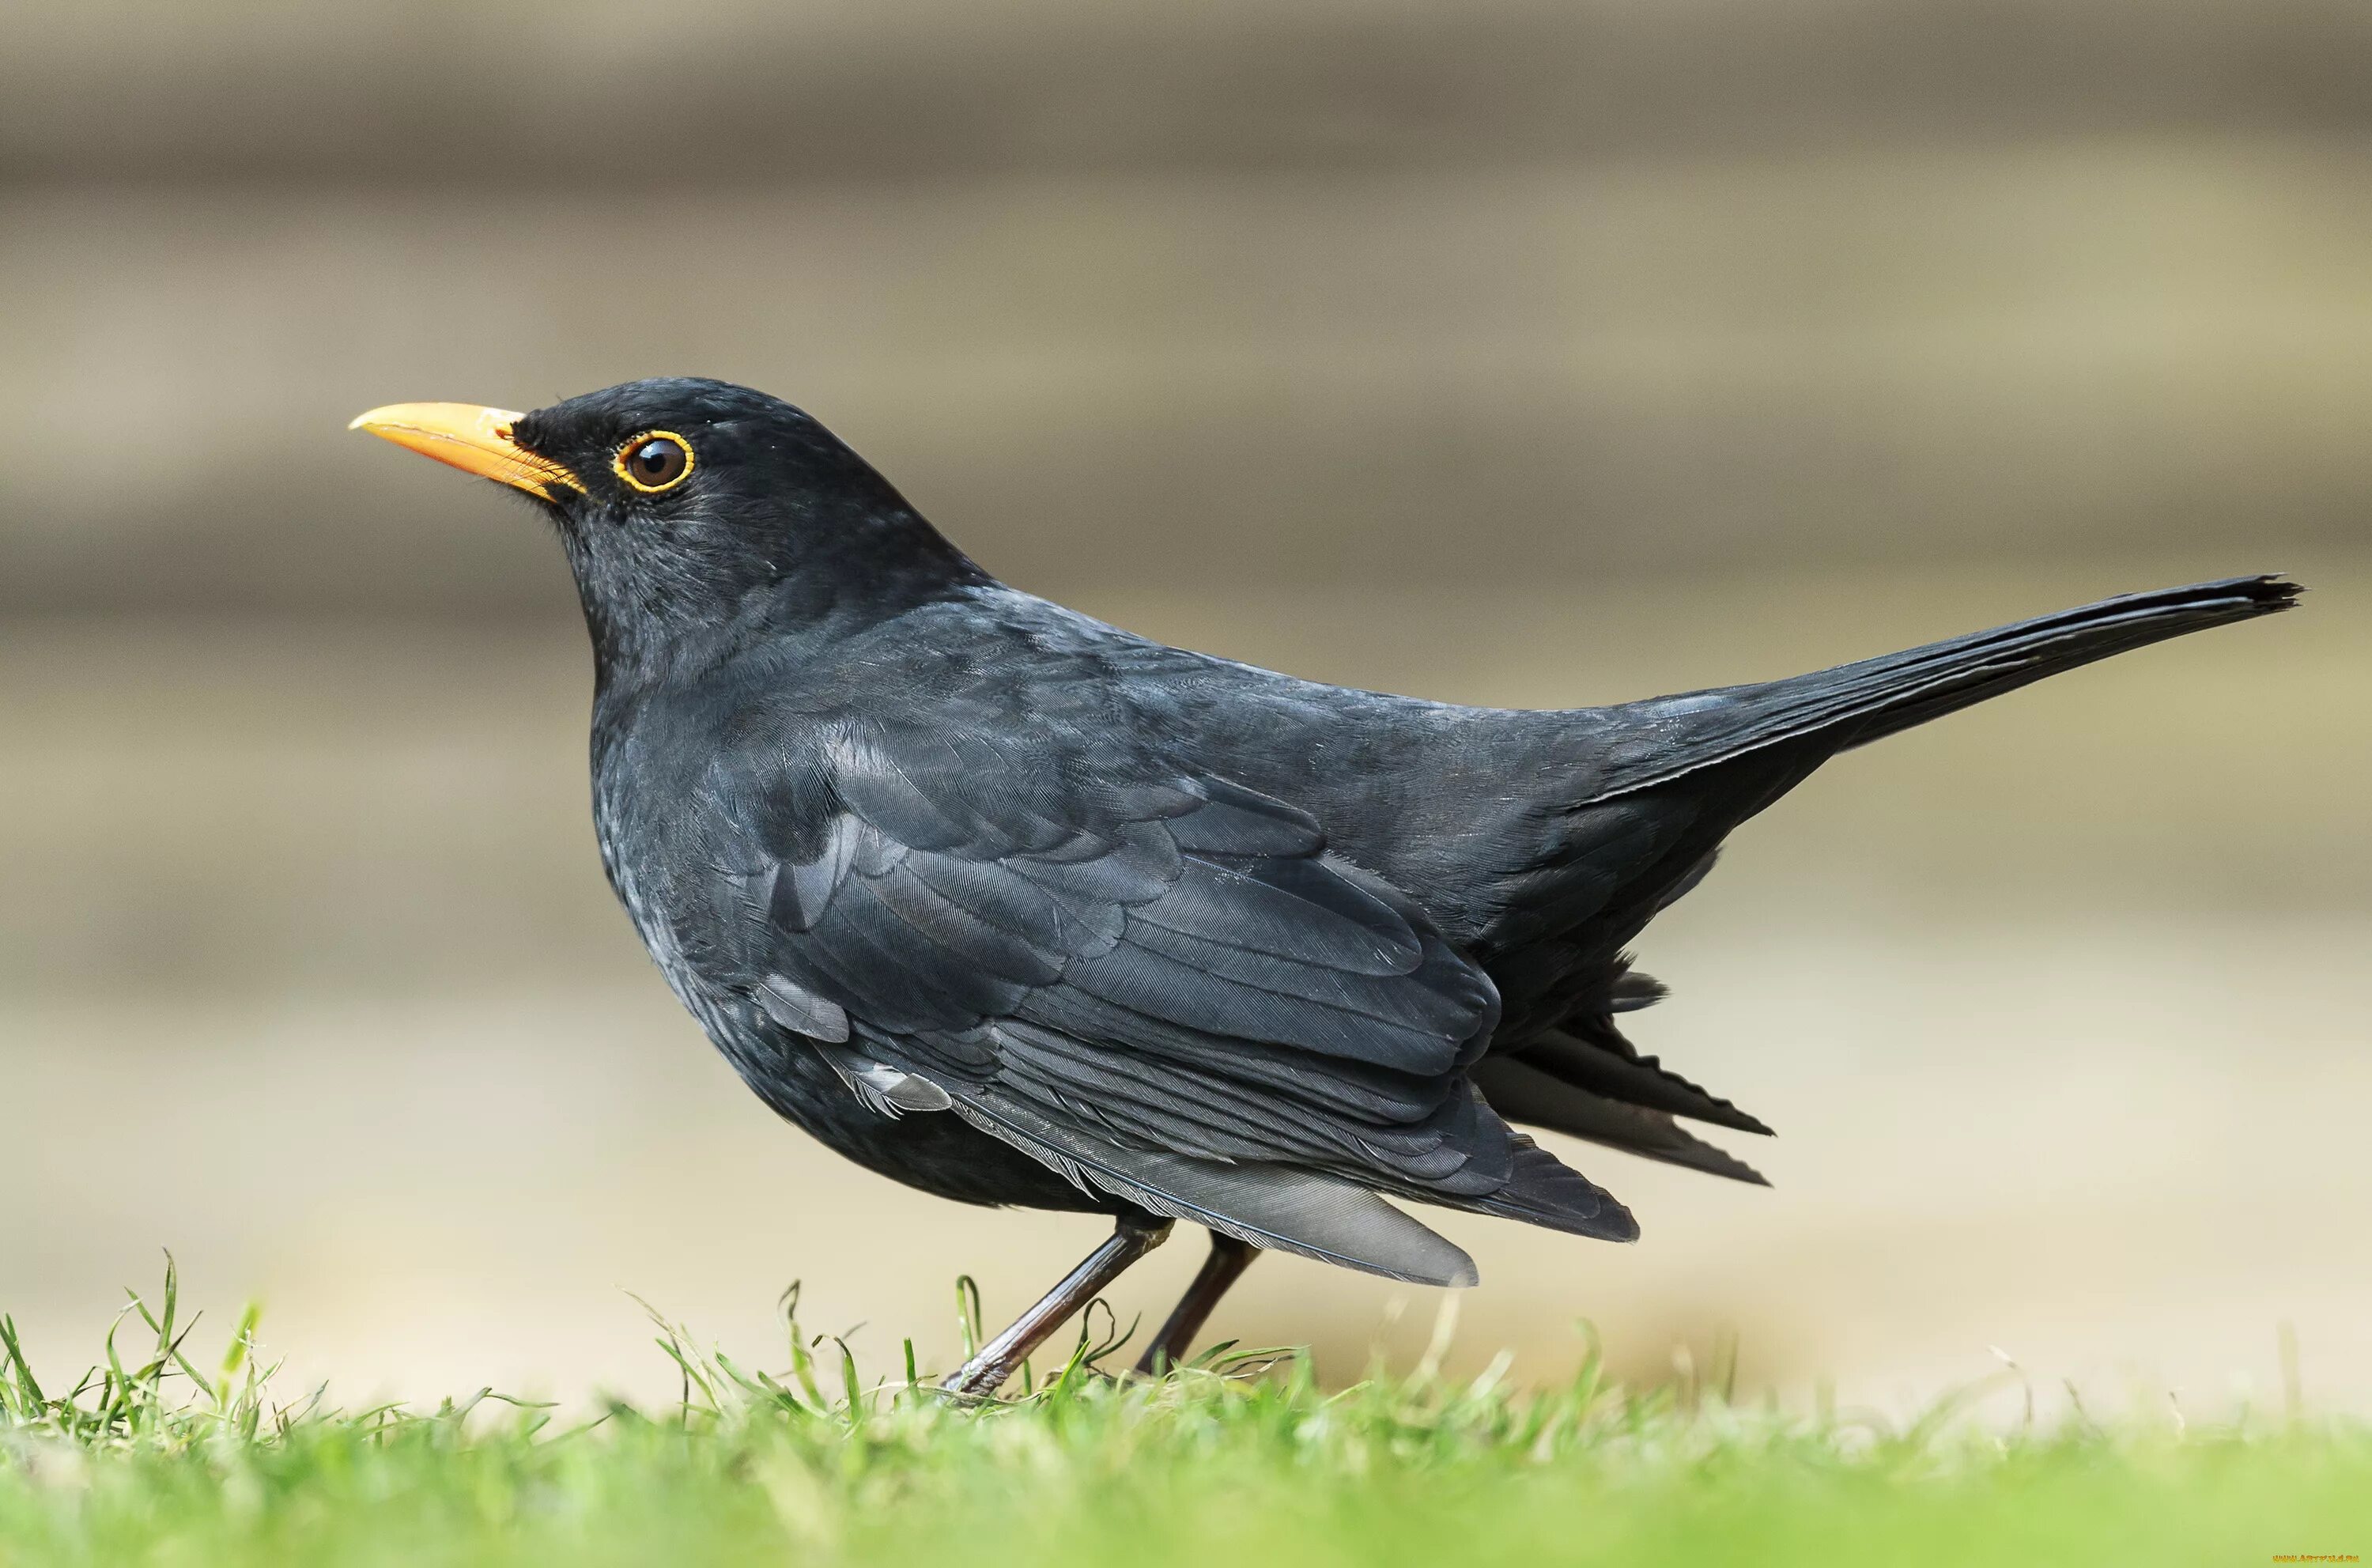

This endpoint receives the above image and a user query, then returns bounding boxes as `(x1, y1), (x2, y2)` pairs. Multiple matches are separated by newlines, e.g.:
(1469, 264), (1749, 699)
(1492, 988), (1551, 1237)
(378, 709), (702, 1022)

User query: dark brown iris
(617, 433), (692, 492)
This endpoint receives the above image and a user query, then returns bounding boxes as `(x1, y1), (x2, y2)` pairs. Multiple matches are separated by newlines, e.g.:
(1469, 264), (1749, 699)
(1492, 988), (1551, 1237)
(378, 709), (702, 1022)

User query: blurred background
(3, 0), (2367, 1419)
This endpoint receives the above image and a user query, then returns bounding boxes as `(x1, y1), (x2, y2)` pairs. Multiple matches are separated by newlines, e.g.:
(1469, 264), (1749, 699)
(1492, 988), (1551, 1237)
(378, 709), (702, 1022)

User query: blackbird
(353, 379), (2296, 1394)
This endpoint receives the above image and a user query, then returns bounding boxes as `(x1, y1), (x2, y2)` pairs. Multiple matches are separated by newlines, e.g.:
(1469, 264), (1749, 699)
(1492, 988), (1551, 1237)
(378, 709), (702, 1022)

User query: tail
(1590, 575), (2300, 799)
(1474, 576), (2295, 1192)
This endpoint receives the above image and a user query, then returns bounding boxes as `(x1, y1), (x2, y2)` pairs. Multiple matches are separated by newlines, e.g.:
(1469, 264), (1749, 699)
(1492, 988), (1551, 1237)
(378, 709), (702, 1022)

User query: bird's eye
(614, 432), (694, 493)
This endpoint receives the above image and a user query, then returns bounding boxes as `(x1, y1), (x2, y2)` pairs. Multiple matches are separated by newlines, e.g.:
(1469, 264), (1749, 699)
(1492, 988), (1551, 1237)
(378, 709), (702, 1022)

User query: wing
(689, 715), (1633, 1283)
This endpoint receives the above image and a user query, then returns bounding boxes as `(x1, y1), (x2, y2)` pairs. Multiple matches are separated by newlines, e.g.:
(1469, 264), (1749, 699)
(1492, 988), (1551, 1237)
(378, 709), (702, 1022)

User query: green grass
(3, 1264), (2365, 1567)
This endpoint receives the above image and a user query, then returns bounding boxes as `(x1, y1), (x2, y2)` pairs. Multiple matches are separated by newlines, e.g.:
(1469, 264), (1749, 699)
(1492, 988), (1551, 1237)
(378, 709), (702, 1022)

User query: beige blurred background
(3, 0), (2367, 1419)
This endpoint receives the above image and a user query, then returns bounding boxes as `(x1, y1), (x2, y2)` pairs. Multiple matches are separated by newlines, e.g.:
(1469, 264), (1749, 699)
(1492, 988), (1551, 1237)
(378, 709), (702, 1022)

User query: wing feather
(693, 717), (1619, 1260)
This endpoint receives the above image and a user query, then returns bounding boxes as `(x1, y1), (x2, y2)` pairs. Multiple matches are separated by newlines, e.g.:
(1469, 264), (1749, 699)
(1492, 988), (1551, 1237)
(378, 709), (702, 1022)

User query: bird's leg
(1133, 1231), (1259, 1375)
(941, 1215), (1173, 1397)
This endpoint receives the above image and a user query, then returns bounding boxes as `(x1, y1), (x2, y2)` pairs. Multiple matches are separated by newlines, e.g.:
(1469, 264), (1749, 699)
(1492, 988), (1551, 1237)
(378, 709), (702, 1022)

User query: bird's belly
(604, 850), (1105, 1215)
(700, 1011), (1111, 1214)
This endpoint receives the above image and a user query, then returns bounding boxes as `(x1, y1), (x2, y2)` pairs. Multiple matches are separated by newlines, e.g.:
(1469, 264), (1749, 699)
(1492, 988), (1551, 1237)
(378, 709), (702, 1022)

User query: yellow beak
(349, 402), (586, 499)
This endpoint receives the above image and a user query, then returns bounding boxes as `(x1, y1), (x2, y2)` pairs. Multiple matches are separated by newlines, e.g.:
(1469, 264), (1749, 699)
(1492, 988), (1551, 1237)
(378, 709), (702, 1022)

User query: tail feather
(1472, 1056), (1769, 1185)
(1515, 1020), (1773, 1137)
(1589, 575), (2300, 801)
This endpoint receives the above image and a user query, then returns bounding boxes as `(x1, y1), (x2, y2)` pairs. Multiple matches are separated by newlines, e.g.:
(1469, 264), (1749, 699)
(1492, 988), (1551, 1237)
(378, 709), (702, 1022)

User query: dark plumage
(355, 376), (2297, 1390)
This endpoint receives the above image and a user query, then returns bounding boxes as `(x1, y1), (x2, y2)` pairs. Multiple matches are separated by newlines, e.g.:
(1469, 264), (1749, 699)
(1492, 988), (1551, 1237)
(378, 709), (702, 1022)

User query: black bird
(353, 380), (2296, 1395)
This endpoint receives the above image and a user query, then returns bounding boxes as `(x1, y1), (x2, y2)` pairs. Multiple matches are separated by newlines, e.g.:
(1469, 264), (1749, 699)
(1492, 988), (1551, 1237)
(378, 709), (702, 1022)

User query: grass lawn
(3, 1265), (2364, 1566)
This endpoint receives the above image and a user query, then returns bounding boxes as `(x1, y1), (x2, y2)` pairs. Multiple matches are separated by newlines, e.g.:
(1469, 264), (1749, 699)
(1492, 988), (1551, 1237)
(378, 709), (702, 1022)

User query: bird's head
(352, 377), (984, 673)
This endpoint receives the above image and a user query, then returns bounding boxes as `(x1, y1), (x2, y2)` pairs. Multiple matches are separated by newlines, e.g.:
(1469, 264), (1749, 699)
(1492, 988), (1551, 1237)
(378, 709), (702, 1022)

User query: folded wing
(695, 718), (1635, 1282)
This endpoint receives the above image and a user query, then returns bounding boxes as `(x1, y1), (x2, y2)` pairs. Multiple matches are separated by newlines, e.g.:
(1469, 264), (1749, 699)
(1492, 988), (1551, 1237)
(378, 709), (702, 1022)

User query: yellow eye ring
(614, 431), (695, 493)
